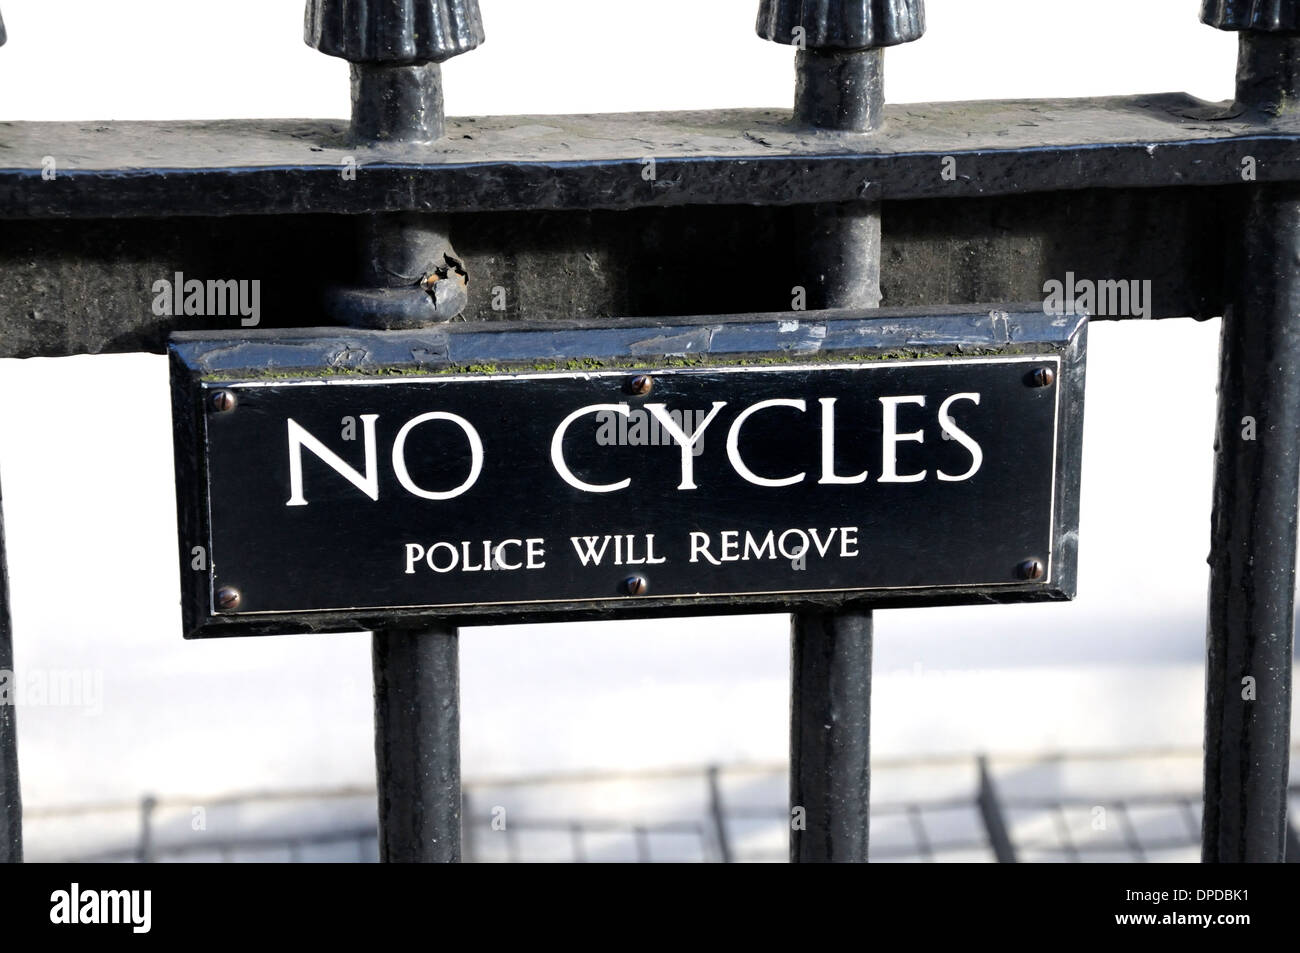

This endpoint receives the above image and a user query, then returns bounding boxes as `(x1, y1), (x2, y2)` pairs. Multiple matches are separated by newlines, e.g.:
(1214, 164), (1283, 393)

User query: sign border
(169, 305), (1087, 638)
(202, 355), (1063, 617)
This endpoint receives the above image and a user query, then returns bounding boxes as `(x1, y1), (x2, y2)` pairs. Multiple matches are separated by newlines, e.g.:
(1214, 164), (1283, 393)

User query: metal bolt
(623, 575), (649, 596)
(215, 586), (242, 611)
(210, 390), (238, 413)
(1016, 559), (1045, 582)
(1028, 366), (1056, 388)
(629, 375), (653, 396)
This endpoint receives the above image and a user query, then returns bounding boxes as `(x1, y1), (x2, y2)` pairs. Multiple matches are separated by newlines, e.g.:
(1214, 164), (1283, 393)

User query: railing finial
(305, 0), (484, 64)
(1201, 0), (1300, 32)
(757, 0), (925, 50)
(304, 0), (485, 145)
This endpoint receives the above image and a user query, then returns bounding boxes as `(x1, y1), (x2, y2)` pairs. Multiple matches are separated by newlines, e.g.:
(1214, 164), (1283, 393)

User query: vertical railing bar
(774, 0), (925, 866)
(1052, 802), (1080, 863)
(305, 0), (479, 867)
(1178, 798), (1201, 843)
(695, 823), (711, 864)
(1200, 5), (1300, 866)
(1114, 801), (1146, 863)
(791, 610), (874, 863)
(976, 755), (1019, 864)
(1285, 820), (1300, 863)
(1202, 175), (1300, 861)
(906, 804), (933, 862)
(372, 626), (461, 862)
(462, 790), (476, 863)
(0, 475), (20, 864)
(136, 795), (157, 864)
(505, 819), (520, 863)
(706, 764), (733, 863)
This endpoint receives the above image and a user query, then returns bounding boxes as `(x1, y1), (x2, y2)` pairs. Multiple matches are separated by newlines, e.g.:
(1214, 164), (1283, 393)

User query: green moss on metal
(200, 344), (1052, 383)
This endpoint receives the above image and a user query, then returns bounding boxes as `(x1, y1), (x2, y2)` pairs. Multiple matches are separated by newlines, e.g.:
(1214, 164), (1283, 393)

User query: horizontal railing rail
(25, 750), (1300, 864)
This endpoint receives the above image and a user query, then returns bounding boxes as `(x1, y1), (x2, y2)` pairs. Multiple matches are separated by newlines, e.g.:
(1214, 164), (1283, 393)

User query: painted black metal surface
(790, 608), (873, 863)
(311, 1), (480, 869)
(0, 0), (21, 869)
(169, 307), (1085, 637)
(1202, 0), (1300, 32)
(168, 306), (1085, 378)
(0, 189), (1227, 359)
(1236, 33), (1300, 118)
(1199, 5), (1298, 866)
(306, 0), (484, 63)
(0, 477), (19, 864)
(793, 48), (883, 132)
(0, 96), (1297, 220)
(373, 624), (460, 863)
(1203, 184), (1300, 863)
(201, 360), (1056, 613)
(774, 7), (897, 863)
(758, 0), (925, 49)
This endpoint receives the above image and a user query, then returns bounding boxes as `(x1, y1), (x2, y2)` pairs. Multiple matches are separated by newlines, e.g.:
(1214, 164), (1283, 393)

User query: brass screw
(1029, 367), (1056, 388)
(629, 375), (653, 396)
(1016, 559), (1045, 582)
(215, 586), (242, 611)
(210, 390), (238, 413)
(623, 575), (649, 596)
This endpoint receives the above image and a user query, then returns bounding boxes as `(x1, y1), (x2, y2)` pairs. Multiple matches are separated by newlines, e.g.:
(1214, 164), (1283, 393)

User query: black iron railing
(24, 751), (1300, 863)
(2, 0), (1299, 865)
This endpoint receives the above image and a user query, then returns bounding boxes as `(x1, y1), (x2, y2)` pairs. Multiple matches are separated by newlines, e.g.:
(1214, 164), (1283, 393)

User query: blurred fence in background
(22, 748), (1300, 863)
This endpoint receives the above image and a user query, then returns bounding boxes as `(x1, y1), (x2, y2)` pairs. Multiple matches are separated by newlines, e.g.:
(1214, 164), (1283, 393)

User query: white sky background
(0, 1), (1270, 805)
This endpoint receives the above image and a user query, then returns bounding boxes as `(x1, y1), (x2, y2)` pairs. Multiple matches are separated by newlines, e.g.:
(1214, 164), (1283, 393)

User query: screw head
(215, 586), (242, 611)
(210, 390), (238, 413)
(1028, 366), (1056, 388)
(623, 575), (649, 596)
(1016, 559), (1045, 582)
(629, 375), (653, 396)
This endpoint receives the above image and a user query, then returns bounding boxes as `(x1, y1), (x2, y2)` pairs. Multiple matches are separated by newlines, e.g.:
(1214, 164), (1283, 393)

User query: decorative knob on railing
(306, 0), (484, 64)
(304, 0), (485, 143)
(757, 0), (925, 50)
(1, 8), (7, 47)
(756, 0), (926, 132)
(1201, 0), (1300, 32)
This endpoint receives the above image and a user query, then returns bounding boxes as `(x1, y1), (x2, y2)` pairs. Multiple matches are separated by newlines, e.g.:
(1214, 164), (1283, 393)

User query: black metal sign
(169, 310), (1085, 636)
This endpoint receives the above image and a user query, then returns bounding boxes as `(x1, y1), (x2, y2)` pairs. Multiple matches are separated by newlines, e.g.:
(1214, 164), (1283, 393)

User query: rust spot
(420, 253), (468, 292)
